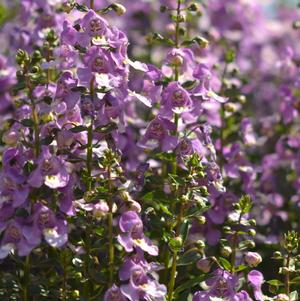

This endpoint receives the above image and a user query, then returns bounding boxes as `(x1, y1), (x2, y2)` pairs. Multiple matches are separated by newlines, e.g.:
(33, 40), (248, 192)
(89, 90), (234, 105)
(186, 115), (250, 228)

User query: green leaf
(21, 119), (35, 127)
(69, 125), (88, 133)
(155, 152), (176, 162)
(41, 136), (54, 145)
(94, 123), (117, 134)
(218, 257), (232, 271)
(234, 264), (248, 272)
(159, 204), (172, 216)
(267, 279), (284, 287)
(71, 86), (88, 93)
(291, 276), (300, 284)
(177, 251), (202, 266)
(74, 3), (89, 12)
(174, 275), (206, 297)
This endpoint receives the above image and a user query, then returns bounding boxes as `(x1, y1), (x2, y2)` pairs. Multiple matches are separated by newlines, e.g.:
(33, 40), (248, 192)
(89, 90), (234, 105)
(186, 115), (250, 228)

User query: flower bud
(188, 3), (200, 12)
(196, 240), (205, 250)
(273, 251), (282, 259)
(177, 14), (186, 23)
(245, 240), (256, 249)
(2, 131), (18, 146)
(194, 36), (209, 48)
(169, 55), (184, 67)
(248, 229), (256, 237)
(197, 216), (206, 225)
(275, 294), (289, 301)
(221, 246), (232, 257)
(72, 290), (80, 298)
(197, 258), (211, 273)
(223, 226), (232, 233)
(111, 3), (126, 16)
(244, 252), (262, 267)
(169, 236), (183, 252)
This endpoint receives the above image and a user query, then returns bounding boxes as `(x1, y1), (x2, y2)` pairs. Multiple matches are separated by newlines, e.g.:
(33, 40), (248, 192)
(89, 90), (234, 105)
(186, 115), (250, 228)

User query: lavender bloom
(55, 71), (80, 110)
(118, 211), (158, 256)
(160, 82), (192, 117)
(23, 203), (68, 248)
(0, 219), (36, 258)
(120, 265), (166, 301)
(138, 116), (178, 151)
(28, 146), (69, 189)
(193, 269), (240, 300)
(77, 46), (115, 84)
(166, 48), (195, 76)
(77, 10), (109, 46)
(248, 270), (264, 301)
(0, 147), (30, 207)
(104, 284), (127, 301)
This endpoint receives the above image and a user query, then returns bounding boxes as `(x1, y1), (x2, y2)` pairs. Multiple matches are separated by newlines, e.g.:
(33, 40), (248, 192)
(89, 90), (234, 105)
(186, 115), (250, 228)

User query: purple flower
(138, 116), (178, 151)
(192, 63), (227, 103)
(0, 219), (36, 258)
(78, 10), (109, 45)
(193, 269), (239, 300)
(0, 147), (30, 207)
(28, 146), (69, 189)
(118, 211), (158, 256)
(120, 265), (166, 301)
(166, 48), (195, 75)
(55, 71), (80, 110)
(160, 82), (192, 117)
(77, 46), (115, 84)
(248, 270), (264, 301)
(104, 284), (127, 301)
(23, 203), (68, 248)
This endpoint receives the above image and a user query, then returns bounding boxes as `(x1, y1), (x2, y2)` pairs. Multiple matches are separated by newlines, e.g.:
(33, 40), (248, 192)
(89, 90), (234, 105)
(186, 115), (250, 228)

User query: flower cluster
(0, 0), (300, 300)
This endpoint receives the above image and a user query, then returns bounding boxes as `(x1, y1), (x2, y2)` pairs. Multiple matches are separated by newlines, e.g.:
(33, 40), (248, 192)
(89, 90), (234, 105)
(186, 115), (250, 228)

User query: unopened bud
(248, 229), (256, 237)
(196, 240), (205, 250)
(111, 3), (126, 16)
(248, 219), (256, 226)
(169, 236), (183, 252)
(221, 246), (232, 257)
(188, 3), (200, 12)
(197, 258), (211, 273)
(197, 216), (206, 225)
(2, 131), (18, 145)
(273, 251), (282, 260)
(244, 252), (262, 267)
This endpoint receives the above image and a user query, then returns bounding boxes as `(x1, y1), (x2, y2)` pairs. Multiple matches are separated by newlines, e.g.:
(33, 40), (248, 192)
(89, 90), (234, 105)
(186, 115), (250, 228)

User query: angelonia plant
(0, 0), (300, 300)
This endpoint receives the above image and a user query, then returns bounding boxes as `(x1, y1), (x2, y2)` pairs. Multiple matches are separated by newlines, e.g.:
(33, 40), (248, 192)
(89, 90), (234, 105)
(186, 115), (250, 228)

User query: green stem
(87, 121), (94, 191)
(23, 255), (30, 301)
(285, 254), (290, 297)
(230, 211), (243, 273)
(107, 165), (114, 286)
(167, 251), (178, 301)
(168, 193), (185, 300)
(90, 0), (94, 10)
(167, 2), (183, 298)
(86, 76), (95, 190)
